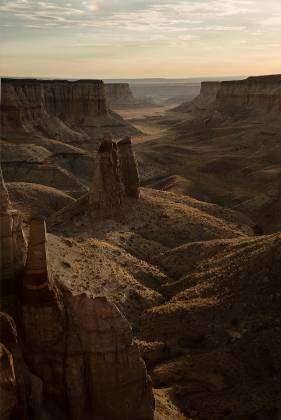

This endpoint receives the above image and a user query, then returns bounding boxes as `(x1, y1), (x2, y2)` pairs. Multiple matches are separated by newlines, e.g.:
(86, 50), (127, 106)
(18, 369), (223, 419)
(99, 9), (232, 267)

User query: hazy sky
(1, 0), (281, 78)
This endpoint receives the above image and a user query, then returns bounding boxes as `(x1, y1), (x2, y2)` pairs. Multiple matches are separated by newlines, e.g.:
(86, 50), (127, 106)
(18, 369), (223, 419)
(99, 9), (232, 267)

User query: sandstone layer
(216, 75), (281, 115)
(1, 78), (139, 146)
(174, 74), (281, 120)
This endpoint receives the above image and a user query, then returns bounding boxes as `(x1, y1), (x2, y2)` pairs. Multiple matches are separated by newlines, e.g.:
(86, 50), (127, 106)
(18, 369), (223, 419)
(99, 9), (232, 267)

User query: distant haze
(1, 0), (281, 78)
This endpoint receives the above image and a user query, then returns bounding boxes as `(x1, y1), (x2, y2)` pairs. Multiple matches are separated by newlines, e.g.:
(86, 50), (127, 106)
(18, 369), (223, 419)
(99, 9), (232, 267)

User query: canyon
(0, 78), (140, 201)
(136, 74), (281, 234)
(0, 74), (281, 419)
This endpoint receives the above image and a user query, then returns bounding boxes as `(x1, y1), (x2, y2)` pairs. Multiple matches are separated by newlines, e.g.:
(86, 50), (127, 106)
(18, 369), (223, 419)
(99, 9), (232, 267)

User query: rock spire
(118, 136), (140, 198)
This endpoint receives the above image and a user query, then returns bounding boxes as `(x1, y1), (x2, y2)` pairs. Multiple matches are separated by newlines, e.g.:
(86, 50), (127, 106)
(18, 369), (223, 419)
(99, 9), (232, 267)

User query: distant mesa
(104, 82), (152, 108)
(174, 74), (281, 121)
(0, 77), (140, 149)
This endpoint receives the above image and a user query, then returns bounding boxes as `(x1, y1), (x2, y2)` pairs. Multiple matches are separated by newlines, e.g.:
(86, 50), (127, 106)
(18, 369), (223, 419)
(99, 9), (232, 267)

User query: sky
(0, 0), (281, 78)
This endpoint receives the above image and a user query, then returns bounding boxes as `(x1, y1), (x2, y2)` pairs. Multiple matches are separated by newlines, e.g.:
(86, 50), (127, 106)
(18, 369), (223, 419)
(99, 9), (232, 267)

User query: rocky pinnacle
(118, 136), (140, 198)
(89, 138), (125, 216)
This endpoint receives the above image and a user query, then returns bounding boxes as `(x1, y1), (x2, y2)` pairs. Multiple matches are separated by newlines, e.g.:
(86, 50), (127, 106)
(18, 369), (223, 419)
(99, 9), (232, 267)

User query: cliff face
(1, 78), (139, 149)
(44, 79), (107, 122)
(176, 75), (281, 118)
(216, 75), (281, 113)
(105, 83), (134, 107)
(1, 78), (91, 143)
(199, 82), (221, 105)
(1, 79), (46, 131)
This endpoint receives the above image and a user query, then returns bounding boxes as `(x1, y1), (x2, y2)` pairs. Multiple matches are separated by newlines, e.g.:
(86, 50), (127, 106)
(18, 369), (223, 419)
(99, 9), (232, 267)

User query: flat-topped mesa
(0, 78), (108, 142)
(216, 75), (281, 113)
(118, 136), (140, 198)
(43, 79), (108, 122)
(0, 167), (26, 292)
(89, 138), (125, 216)
(0, 78), (46, 135)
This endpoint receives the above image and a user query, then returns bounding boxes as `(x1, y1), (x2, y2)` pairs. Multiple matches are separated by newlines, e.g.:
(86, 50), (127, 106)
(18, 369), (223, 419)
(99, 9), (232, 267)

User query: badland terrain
(0, 74), (281, 419)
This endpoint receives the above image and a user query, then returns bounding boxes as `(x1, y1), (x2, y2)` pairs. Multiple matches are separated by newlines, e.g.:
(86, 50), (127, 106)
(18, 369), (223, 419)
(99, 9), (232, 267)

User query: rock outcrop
(44, 79), (107, 120)
(175, 74), (281, 120)
(0, 78), (105, 144)
(21, 218), (154, 419)
(1, 78), (139, 149)
(0, 167), (26, 295)
(63, 292), (154, 420)
(118, 136), (140, 198)
(216, 74), (281, 114)
(89, 138), (125, 216)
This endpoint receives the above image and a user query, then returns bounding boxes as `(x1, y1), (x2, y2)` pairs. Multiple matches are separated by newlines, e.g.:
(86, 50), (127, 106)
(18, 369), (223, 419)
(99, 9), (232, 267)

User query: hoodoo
(20, 219), (154, 419)
(118, 136), (140, 198)
(0, 166), (26, 294)
(21, 218), (66, 413)
(22, 218), (64, 347)
(89, 138), (125, 216)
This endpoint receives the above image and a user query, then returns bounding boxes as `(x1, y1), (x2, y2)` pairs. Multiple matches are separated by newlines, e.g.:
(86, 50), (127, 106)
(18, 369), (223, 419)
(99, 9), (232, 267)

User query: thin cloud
(0, 0), (258, 30)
